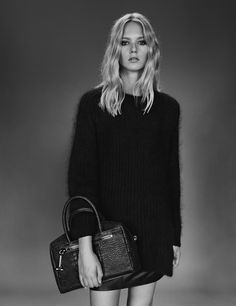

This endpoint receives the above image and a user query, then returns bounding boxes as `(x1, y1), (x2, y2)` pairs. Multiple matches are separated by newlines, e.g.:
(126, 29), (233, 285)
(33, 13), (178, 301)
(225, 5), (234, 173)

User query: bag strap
(62, 195), (104, 242)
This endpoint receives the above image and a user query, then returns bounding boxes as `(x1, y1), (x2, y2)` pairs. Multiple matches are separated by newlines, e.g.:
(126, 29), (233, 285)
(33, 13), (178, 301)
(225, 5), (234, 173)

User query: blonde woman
(67, 12), (182, 306)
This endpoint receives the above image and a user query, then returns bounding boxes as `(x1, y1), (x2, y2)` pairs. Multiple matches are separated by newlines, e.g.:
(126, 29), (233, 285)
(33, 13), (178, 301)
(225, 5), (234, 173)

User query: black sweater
(67, 86), (182, 276)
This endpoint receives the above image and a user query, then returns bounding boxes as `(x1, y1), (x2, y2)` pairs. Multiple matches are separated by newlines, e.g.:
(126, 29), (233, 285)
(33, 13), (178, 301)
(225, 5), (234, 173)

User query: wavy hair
(95, 12), (161, 117)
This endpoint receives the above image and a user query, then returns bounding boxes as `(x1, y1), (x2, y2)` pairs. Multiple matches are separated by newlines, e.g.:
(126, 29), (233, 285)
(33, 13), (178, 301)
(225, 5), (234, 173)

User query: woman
(67, 12), (182, 306)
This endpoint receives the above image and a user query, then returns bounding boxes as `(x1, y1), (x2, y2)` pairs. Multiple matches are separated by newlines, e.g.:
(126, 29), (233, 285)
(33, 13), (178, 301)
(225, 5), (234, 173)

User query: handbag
(49, 195), (141, 293)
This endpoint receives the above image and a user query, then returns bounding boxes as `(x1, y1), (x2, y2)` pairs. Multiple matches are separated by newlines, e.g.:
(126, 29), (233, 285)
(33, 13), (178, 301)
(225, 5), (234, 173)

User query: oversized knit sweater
(67, 86), (182, 277)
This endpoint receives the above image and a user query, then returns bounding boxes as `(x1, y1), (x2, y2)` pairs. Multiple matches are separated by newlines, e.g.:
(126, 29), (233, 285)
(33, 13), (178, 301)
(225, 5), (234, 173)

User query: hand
(173, 245), (181, 268)
(78, 248), (103, 289)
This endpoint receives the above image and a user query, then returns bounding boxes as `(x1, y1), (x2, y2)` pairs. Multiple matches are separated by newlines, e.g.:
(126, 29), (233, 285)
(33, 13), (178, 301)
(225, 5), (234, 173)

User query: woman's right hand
(78, 248), (103, 289)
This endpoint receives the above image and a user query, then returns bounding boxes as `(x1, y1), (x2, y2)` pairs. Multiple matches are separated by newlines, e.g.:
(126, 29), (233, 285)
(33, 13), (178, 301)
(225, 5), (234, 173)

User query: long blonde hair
(95, 12), (161, 117)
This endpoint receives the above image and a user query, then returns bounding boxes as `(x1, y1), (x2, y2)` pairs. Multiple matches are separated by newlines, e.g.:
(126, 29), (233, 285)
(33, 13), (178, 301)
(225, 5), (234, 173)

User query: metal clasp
(133, 235), (138, 241)
(102, 234), (113, 240)
(56, 248), (67, 271)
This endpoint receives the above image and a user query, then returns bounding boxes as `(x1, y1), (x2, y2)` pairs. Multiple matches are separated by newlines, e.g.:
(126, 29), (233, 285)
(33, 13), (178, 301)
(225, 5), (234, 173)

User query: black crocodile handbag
(49, 195), (141, 293)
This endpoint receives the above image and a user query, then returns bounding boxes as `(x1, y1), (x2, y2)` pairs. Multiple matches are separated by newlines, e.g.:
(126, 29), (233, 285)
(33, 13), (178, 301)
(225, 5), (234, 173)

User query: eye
(139, 40), (147, 45)
(120, 40), (147, 46)
(121, 40), (128, 46)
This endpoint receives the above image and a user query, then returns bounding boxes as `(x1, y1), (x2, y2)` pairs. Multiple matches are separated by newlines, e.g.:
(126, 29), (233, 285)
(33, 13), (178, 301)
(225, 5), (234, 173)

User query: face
(119, 21), (148, 74)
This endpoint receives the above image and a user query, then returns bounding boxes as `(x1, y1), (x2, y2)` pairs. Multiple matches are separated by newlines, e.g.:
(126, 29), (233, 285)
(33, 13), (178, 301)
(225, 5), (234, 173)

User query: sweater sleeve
(67, 92), (99, 240)
(169, 102), (182, 247)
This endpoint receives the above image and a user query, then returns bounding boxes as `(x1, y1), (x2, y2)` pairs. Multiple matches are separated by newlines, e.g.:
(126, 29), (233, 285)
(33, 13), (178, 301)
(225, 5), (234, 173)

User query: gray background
(1, 0), (235, 305)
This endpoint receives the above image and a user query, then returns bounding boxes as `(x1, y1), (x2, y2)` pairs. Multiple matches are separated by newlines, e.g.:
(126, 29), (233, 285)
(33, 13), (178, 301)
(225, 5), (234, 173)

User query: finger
(97, 266), (103, 285)
(175, 255), (180, 267)
(80, 275), (88, 288)
(78, 261), (85, 287)
(93, 269), (102, 288)
(79, 274), (85, 287)
(83, 277), (89, 288)
(176, 254), (180, 266)
(173, 256), (177, 268)
(87, 276), (96, 288)
(92, 272), (100, 288)
(91, 276), (99, 288)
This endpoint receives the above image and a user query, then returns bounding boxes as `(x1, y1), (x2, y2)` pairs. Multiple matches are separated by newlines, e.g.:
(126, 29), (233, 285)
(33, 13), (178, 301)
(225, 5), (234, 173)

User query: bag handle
(62, 195), (104, 243)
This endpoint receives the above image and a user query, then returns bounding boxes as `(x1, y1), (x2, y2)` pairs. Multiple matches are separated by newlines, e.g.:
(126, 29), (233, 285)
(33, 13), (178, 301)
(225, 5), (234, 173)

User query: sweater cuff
(69, 212), (99, 240)
(173, 231), (181, 247)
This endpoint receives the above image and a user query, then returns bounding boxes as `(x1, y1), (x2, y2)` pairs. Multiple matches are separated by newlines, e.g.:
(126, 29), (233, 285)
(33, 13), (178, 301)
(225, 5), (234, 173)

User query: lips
(129, 57), (139, 61)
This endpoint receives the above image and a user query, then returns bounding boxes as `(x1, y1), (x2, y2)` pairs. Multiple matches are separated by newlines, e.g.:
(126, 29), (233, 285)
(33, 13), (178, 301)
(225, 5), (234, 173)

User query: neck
(120, 70), (141, 95)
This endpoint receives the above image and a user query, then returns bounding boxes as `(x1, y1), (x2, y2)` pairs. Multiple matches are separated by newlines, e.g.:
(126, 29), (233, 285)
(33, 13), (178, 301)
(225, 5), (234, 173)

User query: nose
(130, 42), (137, 53)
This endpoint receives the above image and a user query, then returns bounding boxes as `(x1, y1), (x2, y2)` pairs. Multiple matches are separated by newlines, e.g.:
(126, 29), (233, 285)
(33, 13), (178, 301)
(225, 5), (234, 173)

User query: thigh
(89, 288), (121, 306)
(127, 281), (157, 306)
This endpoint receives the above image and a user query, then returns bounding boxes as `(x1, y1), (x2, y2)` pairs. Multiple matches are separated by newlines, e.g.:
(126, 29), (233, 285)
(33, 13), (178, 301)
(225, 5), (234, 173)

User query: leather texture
(50, 196), (141, 294)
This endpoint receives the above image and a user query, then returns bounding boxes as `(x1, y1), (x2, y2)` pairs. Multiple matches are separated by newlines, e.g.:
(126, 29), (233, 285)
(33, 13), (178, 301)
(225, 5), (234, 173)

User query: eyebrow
(122, 36), (144, 39)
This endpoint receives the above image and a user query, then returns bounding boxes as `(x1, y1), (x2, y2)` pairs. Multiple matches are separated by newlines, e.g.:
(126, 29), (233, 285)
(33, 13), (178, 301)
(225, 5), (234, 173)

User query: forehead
(122, 21), (144, 37)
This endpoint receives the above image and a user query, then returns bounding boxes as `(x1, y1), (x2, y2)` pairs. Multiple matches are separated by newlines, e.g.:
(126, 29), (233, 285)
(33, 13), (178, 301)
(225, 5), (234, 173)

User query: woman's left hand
(173, 245), (181, 268)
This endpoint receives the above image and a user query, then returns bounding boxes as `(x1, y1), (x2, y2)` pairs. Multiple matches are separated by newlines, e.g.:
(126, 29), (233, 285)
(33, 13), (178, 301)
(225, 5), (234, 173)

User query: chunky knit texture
(67, 86), (182, 277)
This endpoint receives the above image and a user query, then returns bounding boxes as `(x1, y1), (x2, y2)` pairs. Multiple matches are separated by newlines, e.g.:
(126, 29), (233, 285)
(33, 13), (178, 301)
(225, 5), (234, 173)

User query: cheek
(120, 50), (128, 62)
(141, 49), (148, 60)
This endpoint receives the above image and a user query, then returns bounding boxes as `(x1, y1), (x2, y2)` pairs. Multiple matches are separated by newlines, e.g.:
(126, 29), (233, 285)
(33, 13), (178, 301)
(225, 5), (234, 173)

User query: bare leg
(127, 281), (157, 306)
(89, 288), (121, 306)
